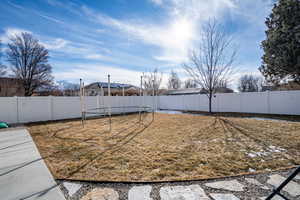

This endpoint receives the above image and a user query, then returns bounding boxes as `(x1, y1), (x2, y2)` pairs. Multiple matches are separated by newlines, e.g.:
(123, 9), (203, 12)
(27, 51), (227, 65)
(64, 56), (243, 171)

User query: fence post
(216, 94), (219, 112)
(50, 96), (54, 121)
(239, 93), (243, 113)
(16, 96), (19, 124)
(267, 91), (271, 114)
(198, 94), (201, 111)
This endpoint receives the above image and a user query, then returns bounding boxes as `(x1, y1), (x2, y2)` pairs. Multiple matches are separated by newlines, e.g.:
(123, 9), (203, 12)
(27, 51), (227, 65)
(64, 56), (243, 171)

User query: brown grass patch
(27, 113), (300, 182)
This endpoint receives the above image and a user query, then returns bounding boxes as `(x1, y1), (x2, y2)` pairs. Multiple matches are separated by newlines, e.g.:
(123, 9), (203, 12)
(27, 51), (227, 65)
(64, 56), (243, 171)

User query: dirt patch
(27, 113), (300, 182)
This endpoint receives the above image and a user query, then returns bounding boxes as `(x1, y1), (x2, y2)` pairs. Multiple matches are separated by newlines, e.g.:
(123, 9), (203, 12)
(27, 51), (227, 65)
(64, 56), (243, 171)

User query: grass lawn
(27, 113), (300, 182)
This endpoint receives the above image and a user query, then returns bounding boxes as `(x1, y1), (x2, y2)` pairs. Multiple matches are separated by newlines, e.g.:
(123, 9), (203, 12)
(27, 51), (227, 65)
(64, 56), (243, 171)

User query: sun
(171, 18), (194, 43)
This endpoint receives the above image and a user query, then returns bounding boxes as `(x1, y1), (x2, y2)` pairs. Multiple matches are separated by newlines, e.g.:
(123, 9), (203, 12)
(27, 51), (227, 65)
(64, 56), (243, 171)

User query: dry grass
(27, 113), (300, 182)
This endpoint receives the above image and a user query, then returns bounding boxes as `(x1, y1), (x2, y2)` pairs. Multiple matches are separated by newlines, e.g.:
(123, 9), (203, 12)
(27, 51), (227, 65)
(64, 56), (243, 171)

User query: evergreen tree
(260, 0), (300, 84)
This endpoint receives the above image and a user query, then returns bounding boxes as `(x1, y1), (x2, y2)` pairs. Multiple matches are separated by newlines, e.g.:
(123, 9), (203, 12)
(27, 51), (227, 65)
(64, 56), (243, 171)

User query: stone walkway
(59, 168), (300, 200)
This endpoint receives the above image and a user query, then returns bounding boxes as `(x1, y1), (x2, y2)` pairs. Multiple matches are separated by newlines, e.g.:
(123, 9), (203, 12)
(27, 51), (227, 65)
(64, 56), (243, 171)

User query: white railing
(0, 90), (299, 124)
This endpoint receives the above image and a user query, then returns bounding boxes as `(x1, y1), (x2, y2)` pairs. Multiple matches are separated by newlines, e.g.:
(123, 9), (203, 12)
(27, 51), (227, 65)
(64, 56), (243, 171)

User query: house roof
(165, 87), (234, 95)
(85, 82), (137, 89)
(0, 77), (22, 83)
(165, 88), (202, 95)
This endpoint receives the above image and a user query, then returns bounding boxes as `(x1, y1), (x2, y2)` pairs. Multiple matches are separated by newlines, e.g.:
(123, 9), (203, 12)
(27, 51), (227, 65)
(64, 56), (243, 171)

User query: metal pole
(83, 82), (86, 122)
(139, 76), (142, 123)
(80, 79), (84, 127)
(152, 79), (155, 119)
(142, 77), (145, 121)
(140, 76), (142, 96)
(108, 75), (112, 132)
(122, 85), (125, 115)
(100, 85), (105, 118)
(97, 93), (100, 114)
(266, 166), (300, 200)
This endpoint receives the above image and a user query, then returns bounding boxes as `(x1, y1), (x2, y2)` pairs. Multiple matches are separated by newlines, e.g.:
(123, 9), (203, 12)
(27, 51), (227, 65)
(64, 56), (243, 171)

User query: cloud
(82, 7), (193, 64)
(0, 28), (32, 43)
(53, 63), (143, 86)
(231, 0), (272, 28)
(35, 13), (65, 24)
(96, 29), (106, 33)
(2, 0), (273, 90)
(161, 0), (236, 19)
(43, 39), (109, 59)
(82, 1), (236, 64)
(84, 54), (106, 60)
(8, 0), (65, 25)
(149, 0), (163, 6)
(1, 28), (69, 51)
(41, 38), (69, 50)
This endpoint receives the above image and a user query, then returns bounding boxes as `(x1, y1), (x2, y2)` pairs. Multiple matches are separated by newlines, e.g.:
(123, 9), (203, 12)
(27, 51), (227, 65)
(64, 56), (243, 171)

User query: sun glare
(171, 18), (194, 42)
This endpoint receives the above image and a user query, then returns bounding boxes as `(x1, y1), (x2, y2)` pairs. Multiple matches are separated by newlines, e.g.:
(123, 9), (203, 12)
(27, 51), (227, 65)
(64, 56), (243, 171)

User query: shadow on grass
(218, 117), (297, 165)
(50, 113), (140, 144)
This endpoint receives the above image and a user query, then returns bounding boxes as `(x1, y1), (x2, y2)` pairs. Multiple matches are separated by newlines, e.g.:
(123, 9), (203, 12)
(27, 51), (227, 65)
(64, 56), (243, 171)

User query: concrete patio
(0, 128), (65, 200)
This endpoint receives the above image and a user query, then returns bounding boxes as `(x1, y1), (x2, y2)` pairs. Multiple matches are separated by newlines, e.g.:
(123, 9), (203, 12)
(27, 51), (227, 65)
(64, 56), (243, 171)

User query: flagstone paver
(209, 193), (240, 200)
(60, 168), (300, 200)
(63, 182), (82, 197)
(267, 174), (300, 197)
(260, 195), (285, 200)
(128, 185), (153, 200)
(80, 188), (119, 200)
(160, 185), (210, 200)
(205, 180), (244, 192)
(245, 178), (269, 190)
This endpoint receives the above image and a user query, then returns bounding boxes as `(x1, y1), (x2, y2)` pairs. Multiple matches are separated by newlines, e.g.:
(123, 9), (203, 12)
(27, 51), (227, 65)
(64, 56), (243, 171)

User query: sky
(0, 0), (274, 89)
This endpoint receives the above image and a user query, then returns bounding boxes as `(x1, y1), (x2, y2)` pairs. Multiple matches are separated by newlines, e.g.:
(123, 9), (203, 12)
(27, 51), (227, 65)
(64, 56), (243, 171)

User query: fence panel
(216, 93), (241, 113)
(0, 97), (18, 124)
(52, 97), (81, 120)
(240, 92), (269, 114)
(158, 91), (300, 115)
(183, 95), (196, 111)
(269, 91), (300, 115)
(18, 97), (52, 123)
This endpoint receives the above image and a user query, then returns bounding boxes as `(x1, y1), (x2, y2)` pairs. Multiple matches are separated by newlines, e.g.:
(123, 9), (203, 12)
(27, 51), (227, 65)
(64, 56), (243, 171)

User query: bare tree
(238, 74), (263, 92)
(167, 70), (181, 89)
(6, 32), (53, 96)
(184, 79), (197, 88)
(0, 40), (7, 77)
(183, 19), (237, 113)
(217, 80), (228, 88)
(57, 80), (80, 96)
(143, 68), (163, 95)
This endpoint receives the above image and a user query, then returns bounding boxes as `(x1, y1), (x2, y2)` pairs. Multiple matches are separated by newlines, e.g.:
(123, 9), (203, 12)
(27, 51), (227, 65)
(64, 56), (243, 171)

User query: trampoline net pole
(97, 93), (100, 115)
(139, 76), (143, 123)
(108, 74), (112, 132)
(80, 79), (84, 127)
(101, 86), (105, 120)
(152, 79), (155, 119)
(122, 85), (125, 116)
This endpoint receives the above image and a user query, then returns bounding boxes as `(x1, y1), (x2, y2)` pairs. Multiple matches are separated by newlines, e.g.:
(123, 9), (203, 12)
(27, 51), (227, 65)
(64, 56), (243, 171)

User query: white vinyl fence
(159, 90), (300, 115)
(0, 96), (157, 124)
(0, 90), (299, 124)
